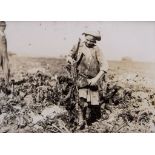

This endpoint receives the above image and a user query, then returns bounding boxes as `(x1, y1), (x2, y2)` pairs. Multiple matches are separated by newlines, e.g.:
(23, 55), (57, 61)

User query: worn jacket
(68, 41), (108, 78)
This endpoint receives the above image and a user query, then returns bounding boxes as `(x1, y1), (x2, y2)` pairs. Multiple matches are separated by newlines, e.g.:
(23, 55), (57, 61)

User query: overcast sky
(5, 21), (155, 62)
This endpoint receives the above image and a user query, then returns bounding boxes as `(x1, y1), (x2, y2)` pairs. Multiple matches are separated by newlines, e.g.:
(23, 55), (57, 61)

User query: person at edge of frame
(0, 21), (10, 85)
(66, 31), (109, 129)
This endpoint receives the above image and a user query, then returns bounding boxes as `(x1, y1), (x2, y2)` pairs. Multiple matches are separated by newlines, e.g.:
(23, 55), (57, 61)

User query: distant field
(109, 60), (155, 79)
(7, 56), (155, 80)
(9, 56), (155, 80)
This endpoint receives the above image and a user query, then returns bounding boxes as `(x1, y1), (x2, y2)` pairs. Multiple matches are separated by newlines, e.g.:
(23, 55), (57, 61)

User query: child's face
(85, 35), (96, 47)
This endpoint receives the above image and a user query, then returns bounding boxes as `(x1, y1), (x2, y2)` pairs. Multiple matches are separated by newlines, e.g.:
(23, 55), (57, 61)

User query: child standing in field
(67, 31), (109, 129)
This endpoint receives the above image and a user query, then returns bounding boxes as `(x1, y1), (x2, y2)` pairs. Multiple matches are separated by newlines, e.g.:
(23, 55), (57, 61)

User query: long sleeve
(66, 38), (81, 63)
(96, 46), (109, 72)
(66, 44), (78, 63)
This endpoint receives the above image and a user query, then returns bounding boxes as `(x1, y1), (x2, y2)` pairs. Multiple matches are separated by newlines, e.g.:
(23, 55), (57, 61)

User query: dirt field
(0, 56), (155, 133)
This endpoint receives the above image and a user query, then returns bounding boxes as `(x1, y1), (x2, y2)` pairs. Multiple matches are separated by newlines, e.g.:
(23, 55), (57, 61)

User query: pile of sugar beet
(0, 70), (155, 133)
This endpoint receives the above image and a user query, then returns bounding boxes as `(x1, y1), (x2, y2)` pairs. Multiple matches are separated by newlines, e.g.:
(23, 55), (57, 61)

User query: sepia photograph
(0, 21), (155, 133)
